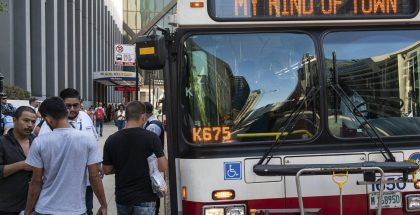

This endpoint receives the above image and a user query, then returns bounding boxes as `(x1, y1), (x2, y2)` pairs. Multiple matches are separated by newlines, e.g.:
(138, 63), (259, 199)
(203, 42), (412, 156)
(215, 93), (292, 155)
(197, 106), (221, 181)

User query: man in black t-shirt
(103, 101), (168, 215)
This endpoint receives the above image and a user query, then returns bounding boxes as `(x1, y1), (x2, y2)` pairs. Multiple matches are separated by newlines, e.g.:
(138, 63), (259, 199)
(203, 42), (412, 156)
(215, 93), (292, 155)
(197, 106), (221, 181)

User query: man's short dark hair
(144, 102), (154, 114)
(29, 97), (38, 104)
(39, 97), (68, 120)
(15, 106), (36, 119)
(59, 88), (80, 100)
(125, 101), (145, 121)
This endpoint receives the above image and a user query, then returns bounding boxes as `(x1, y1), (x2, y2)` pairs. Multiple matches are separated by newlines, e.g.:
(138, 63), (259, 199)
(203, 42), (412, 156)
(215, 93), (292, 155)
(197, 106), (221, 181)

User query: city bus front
(137, 0), (420, 214)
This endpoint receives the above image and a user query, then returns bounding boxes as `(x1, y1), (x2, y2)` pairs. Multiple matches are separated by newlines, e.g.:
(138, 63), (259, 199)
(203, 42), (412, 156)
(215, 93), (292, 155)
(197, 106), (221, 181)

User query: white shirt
(116, 110), (125, 121)
(39, 111), (99, 141)
(145, 115), (162, 136)
(26, 128), (101, 215)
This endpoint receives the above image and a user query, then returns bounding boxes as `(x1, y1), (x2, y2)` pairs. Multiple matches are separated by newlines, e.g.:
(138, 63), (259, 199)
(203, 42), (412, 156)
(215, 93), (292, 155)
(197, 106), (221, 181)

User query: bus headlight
(225, 205), (245, 215)
(203, 204), (246, 215)
(406, 194), (420, 212)
(203, 208), (224, 215)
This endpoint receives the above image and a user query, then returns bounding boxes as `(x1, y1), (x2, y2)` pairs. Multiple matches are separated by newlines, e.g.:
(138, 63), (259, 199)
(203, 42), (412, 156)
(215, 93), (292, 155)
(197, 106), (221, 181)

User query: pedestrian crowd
(0, 88), (168, 215)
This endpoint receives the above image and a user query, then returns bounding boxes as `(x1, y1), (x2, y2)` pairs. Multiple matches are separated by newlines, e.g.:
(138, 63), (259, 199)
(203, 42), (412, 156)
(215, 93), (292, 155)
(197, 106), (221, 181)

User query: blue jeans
(96, 119), (103, 135)
(36, 213), (87, 215)
(116, 120), (125, 130)
(117, 202), (156, 215)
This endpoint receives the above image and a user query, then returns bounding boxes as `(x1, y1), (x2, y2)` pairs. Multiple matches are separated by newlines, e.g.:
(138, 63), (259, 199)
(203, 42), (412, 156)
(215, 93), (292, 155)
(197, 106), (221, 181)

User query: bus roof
(176, 0), (420, 28)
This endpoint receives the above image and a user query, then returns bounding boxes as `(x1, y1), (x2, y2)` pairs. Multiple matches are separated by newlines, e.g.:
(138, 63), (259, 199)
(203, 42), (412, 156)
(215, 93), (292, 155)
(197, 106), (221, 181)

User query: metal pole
(152, 71), (155, 105)
(135, 66), (139, 101)
(148, 71), (151, 102)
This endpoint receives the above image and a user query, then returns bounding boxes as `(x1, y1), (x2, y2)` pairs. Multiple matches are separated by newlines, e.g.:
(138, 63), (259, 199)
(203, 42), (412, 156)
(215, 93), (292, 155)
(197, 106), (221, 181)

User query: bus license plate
(369, 191), (402, 209)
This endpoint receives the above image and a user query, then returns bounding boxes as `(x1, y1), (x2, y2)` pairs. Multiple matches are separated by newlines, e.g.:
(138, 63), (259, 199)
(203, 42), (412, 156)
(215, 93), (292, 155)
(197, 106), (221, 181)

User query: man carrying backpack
(144, 102), (165, 215)
(95, 102), (106, 137)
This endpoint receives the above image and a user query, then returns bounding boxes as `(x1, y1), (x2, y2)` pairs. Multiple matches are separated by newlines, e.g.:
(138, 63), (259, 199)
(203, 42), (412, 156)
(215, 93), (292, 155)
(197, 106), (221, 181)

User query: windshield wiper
(329, 52), (396, 162)
(257, 54), (319, 165)
(257, 87), (319, 165)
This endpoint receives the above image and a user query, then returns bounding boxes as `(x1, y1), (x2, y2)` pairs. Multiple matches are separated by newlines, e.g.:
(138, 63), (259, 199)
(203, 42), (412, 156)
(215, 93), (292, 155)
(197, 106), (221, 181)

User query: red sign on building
(114, 86), (139, 91)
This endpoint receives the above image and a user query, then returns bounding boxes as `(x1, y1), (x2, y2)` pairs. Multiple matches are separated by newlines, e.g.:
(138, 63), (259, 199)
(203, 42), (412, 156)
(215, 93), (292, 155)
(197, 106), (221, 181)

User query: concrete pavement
(93, 123), (118, 214)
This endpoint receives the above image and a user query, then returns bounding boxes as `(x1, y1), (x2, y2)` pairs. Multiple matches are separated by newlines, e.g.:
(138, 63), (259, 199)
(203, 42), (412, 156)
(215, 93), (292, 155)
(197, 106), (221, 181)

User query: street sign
(114, 86), (139, 91)
(114, 44), (136, 66)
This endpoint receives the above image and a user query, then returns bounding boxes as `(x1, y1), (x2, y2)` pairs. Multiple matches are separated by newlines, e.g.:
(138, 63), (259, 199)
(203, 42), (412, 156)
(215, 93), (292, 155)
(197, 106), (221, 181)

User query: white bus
(136, 0), (420, 214)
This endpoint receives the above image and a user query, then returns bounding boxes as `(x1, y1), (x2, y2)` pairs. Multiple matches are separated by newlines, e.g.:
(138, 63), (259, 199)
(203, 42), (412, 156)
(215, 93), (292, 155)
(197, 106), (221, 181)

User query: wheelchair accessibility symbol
(224, 162), (242, 180)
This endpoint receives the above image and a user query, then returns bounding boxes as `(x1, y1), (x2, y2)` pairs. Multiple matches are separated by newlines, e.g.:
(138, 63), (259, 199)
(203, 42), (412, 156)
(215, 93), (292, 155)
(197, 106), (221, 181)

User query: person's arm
(24, 167), (43, 215)
(157, 156), (168, 172)
(102, 137), (114, 175)
(151, 136), (168, 172)
(2, 161), (31, 178)
(102, 164), (115, 175)
(88, 164), (107, 215)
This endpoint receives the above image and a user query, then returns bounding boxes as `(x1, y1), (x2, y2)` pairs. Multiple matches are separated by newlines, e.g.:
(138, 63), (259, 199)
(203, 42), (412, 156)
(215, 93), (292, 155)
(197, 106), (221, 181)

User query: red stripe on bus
(182, 194), (410, 215)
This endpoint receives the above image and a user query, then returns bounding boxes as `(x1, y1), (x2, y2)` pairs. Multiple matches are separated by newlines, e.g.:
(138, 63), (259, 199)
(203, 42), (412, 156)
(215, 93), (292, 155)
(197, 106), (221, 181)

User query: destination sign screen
(210, 0), (418, 20)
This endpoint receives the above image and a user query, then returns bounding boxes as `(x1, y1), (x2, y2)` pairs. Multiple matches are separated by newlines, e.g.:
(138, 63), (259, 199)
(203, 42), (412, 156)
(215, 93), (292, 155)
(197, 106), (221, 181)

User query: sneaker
(100, 134), (103, 137)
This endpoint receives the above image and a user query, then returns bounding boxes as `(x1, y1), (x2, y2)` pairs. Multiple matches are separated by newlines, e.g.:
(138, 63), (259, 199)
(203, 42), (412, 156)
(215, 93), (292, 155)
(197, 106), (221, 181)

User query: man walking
(94, 102), (105, 136)
(38, 88), (98, 214)
(144, 102), (165, 215)
(103, 101), (168, 215)
(144, 102), (164, 149)
(0, 106), (36, 214)
(24, 97), (107, 215)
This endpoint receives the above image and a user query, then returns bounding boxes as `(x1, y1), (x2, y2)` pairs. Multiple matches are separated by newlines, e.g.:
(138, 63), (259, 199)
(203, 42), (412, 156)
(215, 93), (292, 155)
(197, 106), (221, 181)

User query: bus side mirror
(135, 35), (167, 70)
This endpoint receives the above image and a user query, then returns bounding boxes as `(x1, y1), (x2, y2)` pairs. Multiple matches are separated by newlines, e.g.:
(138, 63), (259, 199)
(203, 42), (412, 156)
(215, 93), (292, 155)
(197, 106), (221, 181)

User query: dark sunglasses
(65, 103), (80, 108)
(1, 98), (7, 100)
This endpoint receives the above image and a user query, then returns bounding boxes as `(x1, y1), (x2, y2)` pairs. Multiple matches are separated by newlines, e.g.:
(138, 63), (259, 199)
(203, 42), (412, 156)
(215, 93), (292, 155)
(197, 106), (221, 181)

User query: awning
(93, 71), (143, 86)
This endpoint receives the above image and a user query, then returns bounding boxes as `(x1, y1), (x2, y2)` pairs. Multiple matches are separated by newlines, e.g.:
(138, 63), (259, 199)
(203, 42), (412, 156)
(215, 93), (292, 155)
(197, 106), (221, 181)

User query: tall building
(123, 0), (176, 105)
(0, 0), (124, 105)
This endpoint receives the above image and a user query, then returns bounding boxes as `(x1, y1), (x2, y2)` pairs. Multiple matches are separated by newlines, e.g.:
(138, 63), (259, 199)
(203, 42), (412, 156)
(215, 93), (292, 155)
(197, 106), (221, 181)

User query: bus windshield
(181, 33), (319, 144)
(325, 30), (420, 138)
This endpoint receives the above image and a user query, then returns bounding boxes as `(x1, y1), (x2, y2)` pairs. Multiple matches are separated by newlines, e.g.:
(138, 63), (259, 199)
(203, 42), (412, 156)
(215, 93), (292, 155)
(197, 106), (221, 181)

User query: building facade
(0, 0), (124, 105)
(123, 0), (176, 106)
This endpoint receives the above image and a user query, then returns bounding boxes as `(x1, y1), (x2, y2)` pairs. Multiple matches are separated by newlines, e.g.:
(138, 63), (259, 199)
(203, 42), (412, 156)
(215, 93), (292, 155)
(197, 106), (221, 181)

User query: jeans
(117, 202), (156, 215)
(116, 120), (125, 130)
(95, 119), (103, 135)
(85, 186), (93, 215)
(35, 213), (87, 215)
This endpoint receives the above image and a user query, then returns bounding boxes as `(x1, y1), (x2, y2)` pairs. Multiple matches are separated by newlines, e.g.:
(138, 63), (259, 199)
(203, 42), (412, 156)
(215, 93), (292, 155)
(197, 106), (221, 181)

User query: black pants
(0, 212), (19, 215)
(86, 186), (93, 215)
(155, 199), (160, 215)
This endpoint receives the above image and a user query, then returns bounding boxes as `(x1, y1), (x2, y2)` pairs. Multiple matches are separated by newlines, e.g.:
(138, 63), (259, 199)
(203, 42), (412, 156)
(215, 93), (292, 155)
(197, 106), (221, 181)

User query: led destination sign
(211, 0), (418, 20)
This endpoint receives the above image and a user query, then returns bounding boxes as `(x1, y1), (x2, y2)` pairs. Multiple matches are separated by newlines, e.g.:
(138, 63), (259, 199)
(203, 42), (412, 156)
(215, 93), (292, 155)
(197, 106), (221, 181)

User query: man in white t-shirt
(38, 89), (98, 140)
(24, 97), (107, 215)
(38, 88), (99, 215)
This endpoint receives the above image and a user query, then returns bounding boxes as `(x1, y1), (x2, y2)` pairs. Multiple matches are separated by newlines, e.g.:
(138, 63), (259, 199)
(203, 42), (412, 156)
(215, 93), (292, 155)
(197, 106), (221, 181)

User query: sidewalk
(93, 123), (118, 214)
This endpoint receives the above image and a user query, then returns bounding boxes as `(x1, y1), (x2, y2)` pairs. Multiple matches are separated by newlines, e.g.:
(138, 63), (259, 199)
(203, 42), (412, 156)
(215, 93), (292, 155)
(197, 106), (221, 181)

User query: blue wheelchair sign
(224, 162), (242, 180)
(409, 153), (420, 164)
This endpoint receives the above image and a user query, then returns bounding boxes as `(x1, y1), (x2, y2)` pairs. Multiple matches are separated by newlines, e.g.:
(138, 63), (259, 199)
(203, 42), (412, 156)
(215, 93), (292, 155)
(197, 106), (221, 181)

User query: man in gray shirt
(24, 97), (107, 215)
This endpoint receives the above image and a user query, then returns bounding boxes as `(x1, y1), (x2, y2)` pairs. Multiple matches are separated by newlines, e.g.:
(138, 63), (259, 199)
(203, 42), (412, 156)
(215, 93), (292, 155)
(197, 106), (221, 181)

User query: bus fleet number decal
(371, 177), (406, 192)
(192, 126), (231, 142)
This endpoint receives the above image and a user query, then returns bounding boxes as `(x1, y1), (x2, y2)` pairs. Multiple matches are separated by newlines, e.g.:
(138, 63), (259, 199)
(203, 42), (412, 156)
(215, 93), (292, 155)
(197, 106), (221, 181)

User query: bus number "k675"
(192, 126), (231, 142)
